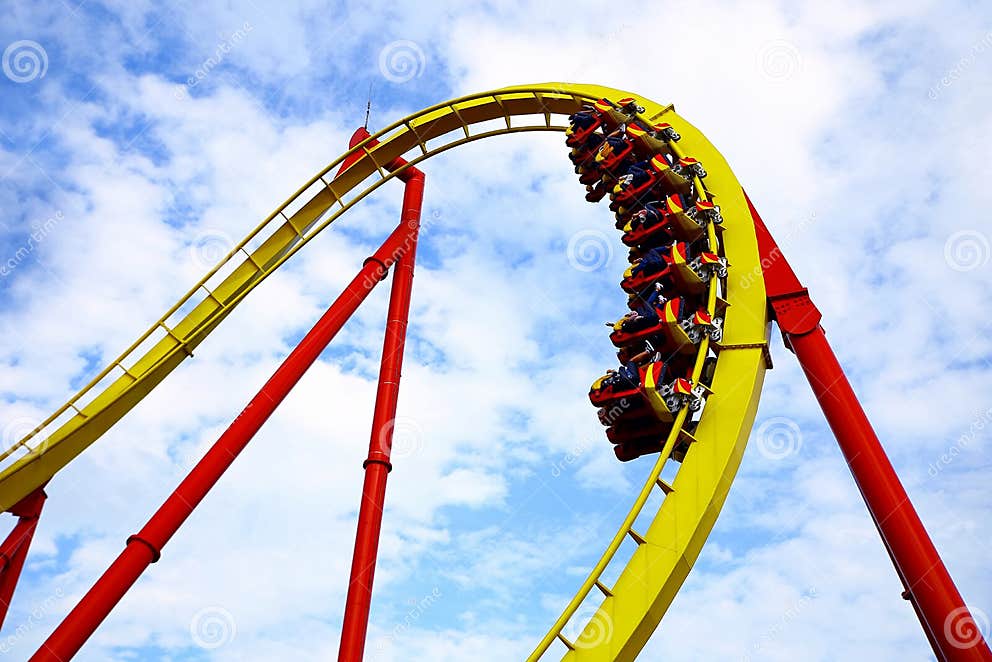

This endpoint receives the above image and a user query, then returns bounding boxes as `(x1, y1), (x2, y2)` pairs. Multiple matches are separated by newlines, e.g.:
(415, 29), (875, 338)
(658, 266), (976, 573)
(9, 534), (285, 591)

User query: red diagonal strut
(30, 190), (423, 661)
(338, 128), (424, 661)
(746, 191), (992, 662)
(0, 487), (46, 631)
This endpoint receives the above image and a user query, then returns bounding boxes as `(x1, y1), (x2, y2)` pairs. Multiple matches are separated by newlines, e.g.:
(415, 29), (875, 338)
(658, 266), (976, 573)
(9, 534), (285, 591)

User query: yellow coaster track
(2, 83), (768, 660)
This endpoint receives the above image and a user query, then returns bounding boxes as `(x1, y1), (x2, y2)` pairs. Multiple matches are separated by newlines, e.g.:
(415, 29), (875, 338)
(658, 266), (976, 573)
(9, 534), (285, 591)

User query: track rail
(3, 84), (768, 660)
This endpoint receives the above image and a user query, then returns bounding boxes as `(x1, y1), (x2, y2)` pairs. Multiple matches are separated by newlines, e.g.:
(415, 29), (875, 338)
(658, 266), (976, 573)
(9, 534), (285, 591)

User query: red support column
(338, 170), (424, 662)
(30, 220), (422, 662)
(0, 487), (46, 631)
(747, 192), (992, 661)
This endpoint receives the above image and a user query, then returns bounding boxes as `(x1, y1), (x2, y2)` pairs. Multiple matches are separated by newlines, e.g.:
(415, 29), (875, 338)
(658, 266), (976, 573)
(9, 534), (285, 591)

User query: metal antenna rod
(363, 81), (373, 130)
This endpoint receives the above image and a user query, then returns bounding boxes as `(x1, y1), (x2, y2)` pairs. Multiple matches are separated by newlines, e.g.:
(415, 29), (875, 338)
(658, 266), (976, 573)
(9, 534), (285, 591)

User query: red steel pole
(31, 220), (421, 662)
(747, 193), (991, 661)
(338, 171), (424, 662)
(0, 488), (46, 630)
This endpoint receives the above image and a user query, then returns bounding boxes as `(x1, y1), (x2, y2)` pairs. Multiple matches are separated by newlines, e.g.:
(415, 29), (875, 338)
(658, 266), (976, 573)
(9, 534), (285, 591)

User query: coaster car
(597, 97), (644, 131)
(624, 122), (679, 158)
(608, 305), (668, 348)
(609, 296), (686, 349)
(594, 131), (638, 180)
(620, 198), (679, 244)
(606, 417), (671, 444)
(650, 122), (681, 143)
(644, 367), (707, 419)
(609, 157), (663, 213)
(577, 136), (613, 185)
(614, 332), (664, 364)
(667, 239), (728, 290)
(565, 106), (604, 148)
(618, 195), (723, 241)
(566, 98), (642, 147)
(613, 436), (665, 462)
(675, 156), (707, 180)
(588, 361), (642, 408)
(613, 431), (694, 463)
(654, 156), (702, 197)
(598, 399), (654, 426)
(622, 240), (725, 294)
(641, 361), (689, 420)
(609, 155), (681, 214)
(585, 179), (611, 203)
(612, 96), (644, 115)
(599, 362), (706, 450)
(569, 132), (606, 173)
(637, 365), (711, 446)
(656, 156), (707, 196)
(620, 243), (679, 294)
(609, 156), (708, 220)
(688, 307), (723, 342)
(591, 358), (697, 417)
(609, 297), (723, 350)
(664, 195), (723, 236)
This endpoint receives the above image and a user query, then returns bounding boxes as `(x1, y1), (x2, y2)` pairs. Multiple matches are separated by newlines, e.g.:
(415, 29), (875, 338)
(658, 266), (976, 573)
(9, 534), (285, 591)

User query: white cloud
(0, 1), (990, 660)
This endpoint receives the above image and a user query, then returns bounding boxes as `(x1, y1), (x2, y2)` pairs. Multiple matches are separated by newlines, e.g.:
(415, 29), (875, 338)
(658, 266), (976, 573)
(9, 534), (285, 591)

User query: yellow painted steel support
(2, 84), (768, 661)
(528, 90), (768, 662)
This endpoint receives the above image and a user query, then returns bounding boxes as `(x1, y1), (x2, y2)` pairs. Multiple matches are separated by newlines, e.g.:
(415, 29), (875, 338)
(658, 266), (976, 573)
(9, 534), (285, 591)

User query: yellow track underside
(3, 84), (768, 660)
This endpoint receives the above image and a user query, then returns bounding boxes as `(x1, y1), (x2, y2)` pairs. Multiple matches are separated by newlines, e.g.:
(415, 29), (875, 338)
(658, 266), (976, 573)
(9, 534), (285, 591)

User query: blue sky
(1, 1), (991, 660)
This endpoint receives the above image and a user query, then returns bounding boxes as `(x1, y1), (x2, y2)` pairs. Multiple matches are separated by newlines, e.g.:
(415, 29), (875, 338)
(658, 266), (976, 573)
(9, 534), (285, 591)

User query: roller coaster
(1, 83), (988, 661)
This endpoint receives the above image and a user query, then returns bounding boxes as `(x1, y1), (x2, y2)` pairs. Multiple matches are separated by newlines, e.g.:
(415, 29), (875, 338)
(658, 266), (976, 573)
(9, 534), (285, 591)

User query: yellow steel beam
(2, 84), (768, 661)
(527, 90), (768, 661)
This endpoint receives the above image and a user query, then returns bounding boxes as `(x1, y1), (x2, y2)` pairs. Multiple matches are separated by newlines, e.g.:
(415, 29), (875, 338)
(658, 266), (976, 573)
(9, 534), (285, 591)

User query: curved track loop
(2, 84), (769, 660)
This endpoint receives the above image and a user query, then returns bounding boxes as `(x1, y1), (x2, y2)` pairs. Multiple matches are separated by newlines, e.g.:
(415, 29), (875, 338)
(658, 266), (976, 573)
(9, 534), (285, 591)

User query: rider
(616, 160), (653, 194)
(630, 244), (670, 278)
(612, 284), (665, 333)
(600, 361), (639, 391)
(626, 202), (662, 233)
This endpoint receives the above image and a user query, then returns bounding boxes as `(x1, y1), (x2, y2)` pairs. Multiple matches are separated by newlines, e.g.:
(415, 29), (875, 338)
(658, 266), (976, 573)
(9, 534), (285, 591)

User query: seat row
(565, 97), (726, 462)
